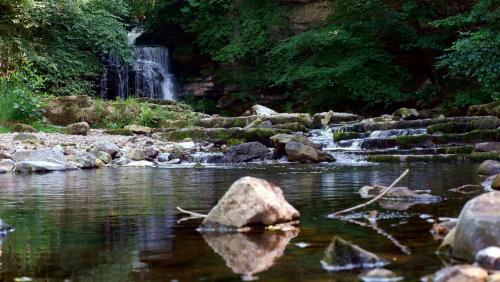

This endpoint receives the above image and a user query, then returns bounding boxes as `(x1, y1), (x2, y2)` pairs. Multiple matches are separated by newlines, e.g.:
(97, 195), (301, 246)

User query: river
(0, 162), (481, 281)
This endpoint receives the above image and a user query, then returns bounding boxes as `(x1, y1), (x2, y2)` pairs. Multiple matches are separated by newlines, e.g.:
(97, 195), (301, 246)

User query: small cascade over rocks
(100, 27), (176, 100)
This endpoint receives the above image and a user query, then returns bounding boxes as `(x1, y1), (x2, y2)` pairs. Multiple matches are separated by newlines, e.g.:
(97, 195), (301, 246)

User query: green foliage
(0, 68), (44, 123)
(434, 0), (500, 100)
(0, 0), (131, 96)
(181, 94), (218, 114)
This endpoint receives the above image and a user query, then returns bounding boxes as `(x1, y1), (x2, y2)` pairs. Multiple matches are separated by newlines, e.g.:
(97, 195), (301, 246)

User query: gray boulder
(13, 133), (40, 142)
(478, 160), (500, 176)
(157, 153), (171, 162)
(285, 142), (334, 163)
(452, 192), (500, 260)
(270, 133), (320, 158)
(91, 141), (120, 158)
(123, 148), (145, 161)
(321, 237), (388, 271)
(68, 152), (103, 169)
(96, 151), (112, 164)
(15, 160), (77, 173)
(66, 122), (90, 136)
(13, 148), (66, 163)
(224, 142), (269, 163)
(199, 176), (300, 231)
(491, 174), (500, 190)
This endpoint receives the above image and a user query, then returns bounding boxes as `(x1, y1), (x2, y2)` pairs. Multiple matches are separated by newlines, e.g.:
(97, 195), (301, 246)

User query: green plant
(0, 69), (44, 123)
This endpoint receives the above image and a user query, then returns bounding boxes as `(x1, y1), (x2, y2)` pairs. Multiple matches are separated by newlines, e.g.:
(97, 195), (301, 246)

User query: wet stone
(321, 237), (388, 271)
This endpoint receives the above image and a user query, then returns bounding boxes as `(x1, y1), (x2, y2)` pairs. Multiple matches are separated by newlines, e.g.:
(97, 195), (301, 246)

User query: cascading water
(100, 27), (176, 100)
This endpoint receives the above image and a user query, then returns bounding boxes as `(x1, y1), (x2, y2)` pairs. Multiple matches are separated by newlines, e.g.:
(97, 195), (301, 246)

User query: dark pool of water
(0, 163), (482, 281)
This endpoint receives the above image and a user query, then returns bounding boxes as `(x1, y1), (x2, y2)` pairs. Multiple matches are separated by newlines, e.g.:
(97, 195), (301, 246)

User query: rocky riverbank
(0, 96), (499, 173)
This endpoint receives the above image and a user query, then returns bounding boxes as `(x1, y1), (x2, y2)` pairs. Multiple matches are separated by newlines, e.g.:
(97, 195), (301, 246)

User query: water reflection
(202, 230), (298, 281)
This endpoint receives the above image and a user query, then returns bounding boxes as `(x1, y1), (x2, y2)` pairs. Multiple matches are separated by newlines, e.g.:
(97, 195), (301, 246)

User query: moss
(427, 118), (498, 134)
(395, 135), (431, 149)
(433, 129), (500, 144)
(440, 146), (475, 154)
(272, 122), (308, 132)
(0, 126), (10, 133)
(104, 128), (134, 136)
(468, 152), (500, 162)
(333, 131), (361, 141)
(366, 155), (402, 162)
(227, 138), (244, 146)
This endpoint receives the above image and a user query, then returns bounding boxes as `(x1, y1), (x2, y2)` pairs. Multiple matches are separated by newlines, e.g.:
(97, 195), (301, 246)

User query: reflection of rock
(377, 200), (417, 211)
(321, 237), (388, 271)
(360, 268), (403, 282)
(202, 230), (298, 279)
(200, 177), (300, 231)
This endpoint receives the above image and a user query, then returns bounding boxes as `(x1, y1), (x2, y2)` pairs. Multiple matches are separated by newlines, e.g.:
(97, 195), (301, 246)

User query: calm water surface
(0, 163), (481, 281)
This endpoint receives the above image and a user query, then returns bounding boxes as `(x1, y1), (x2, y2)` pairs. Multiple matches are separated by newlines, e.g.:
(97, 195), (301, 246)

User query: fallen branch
(329, 169), (410, 217)
(176, 206), (207, 223)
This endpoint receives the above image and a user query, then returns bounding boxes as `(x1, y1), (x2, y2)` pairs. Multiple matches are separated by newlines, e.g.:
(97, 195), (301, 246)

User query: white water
(100, 27), (176, 100)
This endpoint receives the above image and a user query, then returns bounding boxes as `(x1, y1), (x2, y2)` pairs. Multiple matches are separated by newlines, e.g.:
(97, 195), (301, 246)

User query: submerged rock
(431, 220), (457, 240)
(202, 230), (298, 280)
(199, 176), (300, 231)
(452, 192), (500, 260)
(475, 246), (500, 271)
(249, 104), (278, 116)
(224, 142), (269, 163)
(359, 185), (440, 203)
(360, 268), (403, 282)
(66, 122), (90, 136)
(422, 264), (488, 282)
(478, 160), (500, 176)
(321, 237), (388, 271)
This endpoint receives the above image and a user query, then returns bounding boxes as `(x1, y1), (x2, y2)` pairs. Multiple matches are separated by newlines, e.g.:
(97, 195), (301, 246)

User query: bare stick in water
(329, 169), (410, 217)
(176, 206), (207, 218)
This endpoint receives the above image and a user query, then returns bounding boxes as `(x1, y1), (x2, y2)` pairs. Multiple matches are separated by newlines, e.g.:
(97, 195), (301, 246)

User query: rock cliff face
(281, 0), (333, 33)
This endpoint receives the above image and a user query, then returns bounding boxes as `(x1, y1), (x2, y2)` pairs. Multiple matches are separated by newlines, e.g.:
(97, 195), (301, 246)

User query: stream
(0, 162), (481, 281)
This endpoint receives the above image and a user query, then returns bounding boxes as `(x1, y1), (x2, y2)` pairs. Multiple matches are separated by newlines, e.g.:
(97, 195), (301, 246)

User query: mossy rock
(432, 129), (500, 144)
(12, 123), (38, 133)
(438, 146), (475, 154)
(272, 122), (308, 132)
(104, 128), (134, 136)
(333, 131), (361, 141)
(427, 118), (499, 134)
(468, 101), (500, 118)
(227, 138), (245, 146)
(468, 152), (500, 162)
(395, 135), (432, 149)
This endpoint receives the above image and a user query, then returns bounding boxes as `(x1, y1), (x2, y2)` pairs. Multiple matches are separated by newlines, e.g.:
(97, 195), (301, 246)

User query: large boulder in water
(359, 185), (440, 203)
(199, 176), (300, 231)
(270, 133), (320, 158)
(321, 236), (388, 271)
(475, 142), (500, 153)
(250, 104), (278, 116)
(478, 160), (500, 176)
(285, 142), (334, 163)
(224, 142), (269, 163)
(452, 192), (500, 260)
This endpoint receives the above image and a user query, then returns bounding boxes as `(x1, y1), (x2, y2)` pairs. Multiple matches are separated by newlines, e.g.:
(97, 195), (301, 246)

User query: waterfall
(99, 27), (176, 100)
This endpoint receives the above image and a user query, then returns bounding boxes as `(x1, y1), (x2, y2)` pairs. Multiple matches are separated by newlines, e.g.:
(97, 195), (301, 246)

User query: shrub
(0, 69), (44, 124)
